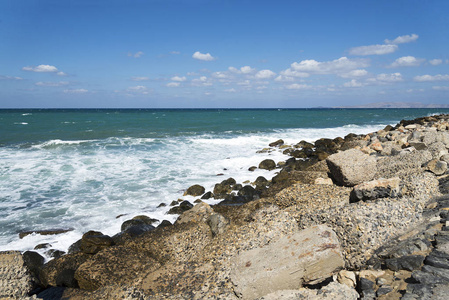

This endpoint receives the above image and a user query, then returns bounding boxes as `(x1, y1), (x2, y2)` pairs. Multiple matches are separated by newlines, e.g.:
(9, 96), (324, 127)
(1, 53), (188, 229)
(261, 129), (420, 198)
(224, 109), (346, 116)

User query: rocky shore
(2, 114), (449, 299)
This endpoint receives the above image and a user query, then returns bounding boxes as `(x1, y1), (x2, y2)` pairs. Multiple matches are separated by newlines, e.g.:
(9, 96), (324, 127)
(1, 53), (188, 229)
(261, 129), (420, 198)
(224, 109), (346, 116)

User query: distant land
(335, 102), (449, 109)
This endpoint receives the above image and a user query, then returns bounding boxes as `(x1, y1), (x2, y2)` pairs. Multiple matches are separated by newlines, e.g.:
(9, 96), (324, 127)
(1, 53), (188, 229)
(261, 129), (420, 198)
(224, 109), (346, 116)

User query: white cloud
(373, 72), (403, 82)
(171, 76), (187, 82)
(349, 44), (398, 56)
(166, 82), (180, 87)
(339, 69), (368, 78)
(285, 83), (312, 90)
(390, 56), (423, 67)
(192, 51), (216, 61)
(0, 75), (23, 80)
(128, 51), (144, 58)
(274, 75), (295, 82)
(170, 51), (180, 55)
(212, 72), (229, 79)
(64, 89), (88, 94)
(57, 71), (67, 76)
(385, 34), (419, 45)
(429, 59), (443, 66)
(291, 57), (369, 75)
(225, 88), (237, 93)
(414, 74), (449, 82)
(433, 86), (449, 91)
(228, 66), (256, 74)
(22, 64), (59, 73)
(343, 79), (364, 87)
(191, 76), (212, 86)
(279, 68), (310, 78)
(131, 76), (150, 81)
(255, 69), (276, 79)
(35, 81), (69, 87)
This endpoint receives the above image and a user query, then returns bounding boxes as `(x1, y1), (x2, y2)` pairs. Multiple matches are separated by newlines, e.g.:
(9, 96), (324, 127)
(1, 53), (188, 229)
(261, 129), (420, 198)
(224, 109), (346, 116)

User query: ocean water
(1, 108), (449, 259)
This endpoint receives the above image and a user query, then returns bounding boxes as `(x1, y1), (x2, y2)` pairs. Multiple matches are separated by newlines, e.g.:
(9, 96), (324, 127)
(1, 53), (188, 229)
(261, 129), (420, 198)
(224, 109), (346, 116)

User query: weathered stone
(230, 225), (344, 299)
(337, 270), (357, 288)
(350, 177), (402, 202)
(425, 251), (449, 269)
(200, 191), (213, 199)
(315, 177), (333, 185)
(80, 231), (114, 254)
(424, 159), (448, 175)
(258, 159), (276, 171)
(207, 213), (229, 236)
(183, 184), (205, 196)
(0, 251), (36, 298)
(167, 200), (194, 214)
(376, 149), (432, 179)
(176, 202), (214, 224)
(18, 228), (73, 239)
(258, 282), (358, 300)
(326, 149), (377, 186)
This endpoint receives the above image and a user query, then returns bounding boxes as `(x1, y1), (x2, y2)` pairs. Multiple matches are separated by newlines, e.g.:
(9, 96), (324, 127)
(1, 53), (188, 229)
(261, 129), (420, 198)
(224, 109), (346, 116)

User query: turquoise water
(1, 108), (448, 258)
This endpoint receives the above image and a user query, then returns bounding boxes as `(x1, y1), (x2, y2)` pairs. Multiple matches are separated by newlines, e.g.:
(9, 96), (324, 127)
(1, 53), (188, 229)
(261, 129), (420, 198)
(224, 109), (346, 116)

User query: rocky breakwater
(2, 114), (449, 299)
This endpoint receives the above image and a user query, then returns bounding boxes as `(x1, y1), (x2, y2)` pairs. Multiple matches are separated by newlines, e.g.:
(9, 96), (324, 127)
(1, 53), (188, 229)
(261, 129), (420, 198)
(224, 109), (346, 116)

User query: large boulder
(230, 225), (344, 299)
(183, 184), (205, 197)
(326, 149), (377, 186)
(258, 159), (276, 171)
(80, 231), (114, 254)
(176, 202), (214, 224)
(0, 251), (36, 298)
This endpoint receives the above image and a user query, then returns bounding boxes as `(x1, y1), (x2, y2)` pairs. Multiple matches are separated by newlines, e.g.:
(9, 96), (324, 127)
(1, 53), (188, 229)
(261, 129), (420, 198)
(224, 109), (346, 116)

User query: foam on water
(0, 123), (386, 260)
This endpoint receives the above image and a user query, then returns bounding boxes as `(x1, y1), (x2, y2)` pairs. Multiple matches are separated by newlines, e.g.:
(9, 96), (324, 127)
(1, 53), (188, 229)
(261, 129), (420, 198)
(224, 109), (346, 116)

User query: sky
(1, 0), (449, 108)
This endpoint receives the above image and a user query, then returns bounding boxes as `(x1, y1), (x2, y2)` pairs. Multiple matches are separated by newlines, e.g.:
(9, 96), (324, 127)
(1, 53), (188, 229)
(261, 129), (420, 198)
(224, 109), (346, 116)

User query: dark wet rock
(385, 255), (425, 271)
(157, 202), (167, 208)
(376, 285), (393, 297)
(167, 200), (194, 214)
(221, 177), (236, 186)
(384, 125), (394, 131)
(213, 183), (232, 198)
(258, 159), (276, 171)
(169, 200), (178, 206)
(22, 250), (44, 283)
(403, 283), (433, 299)
(68, 239), (82, 254)
(80, 231), (114, 255)
(55, 268), (78, 288)
(40, 252), (91, 287)
(34, 243), (52, 250)
(425, 250), (449, 269)
(157, 220), (172, 228)
(46, 249), (66, 259)
(315, 138), (340, 154)
(36, 286), (67, 299)
(254, 176), (269, 187)
(248, 166), (257, 171)
(269, 139), (284, 147)
(19, 228), (73, 239)
(121, 216), (157, 231)
(201, 191), (213, 199)
(232, 183), (243, 191)
(183, 184), (205, 196)
(237, 185), (259, 201)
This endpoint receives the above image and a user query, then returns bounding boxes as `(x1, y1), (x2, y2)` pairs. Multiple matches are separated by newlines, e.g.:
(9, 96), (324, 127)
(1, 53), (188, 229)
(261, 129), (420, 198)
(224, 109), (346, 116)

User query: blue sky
(1, 0), (448, 108)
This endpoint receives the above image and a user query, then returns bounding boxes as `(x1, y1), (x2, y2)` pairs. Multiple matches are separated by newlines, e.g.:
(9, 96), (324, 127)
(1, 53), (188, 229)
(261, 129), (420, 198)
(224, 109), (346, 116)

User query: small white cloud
(414, 74), (449, 82)
(191, 76), (212, 86)
(166, 82), (180, 87)
(192, 51), (216, 61)
(35, 81), (69, 87)
(285, 83), (311, 90)
(390, 56), (423, 67)
(131, 76), (150, 81)
(429, 59), (443, 66)
(349, 44), (398, 56)
(212, 72), (229, 79)
(57, 71), (67, 76)
(0, 75), (23, 80)
(279, 68), (310, 78)
(225, 88), (236, 93)
(339, 69), (368, 78)
(374, 72), (403, 82)
(274, 75), (295, 82)
(64, 88), (88, 94)
(343, 79), (364, 87)
(255, 69), (276, 79)
(171, 76), (187, 82)
(240, 66), (255, 74)
(385, 34), (419, 45)
(433, 86), (449, 91)
(128, 51), (144, 58)
(22, 64), (59, 73)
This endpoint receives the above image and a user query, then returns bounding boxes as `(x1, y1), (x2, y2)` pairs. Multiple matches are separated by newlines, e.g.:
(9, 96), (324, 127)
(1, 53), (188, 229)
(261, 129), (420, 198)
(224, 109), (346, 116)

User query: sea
(1, 108), (449, 260)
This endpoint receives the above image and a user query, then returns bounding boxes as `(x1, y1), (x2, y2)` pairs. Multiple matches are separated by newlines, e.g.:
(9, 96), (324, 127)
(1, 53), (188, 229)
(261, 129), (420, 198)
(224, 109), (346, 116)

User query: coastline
(2, 113), (449, 299)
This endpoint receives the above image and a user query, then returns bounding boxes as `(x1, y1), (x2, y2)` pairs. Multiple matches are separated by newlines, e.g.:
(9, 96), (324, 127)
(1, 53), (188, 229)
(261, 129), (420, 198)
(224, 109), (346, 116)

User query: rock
(157, 220), (172, 228)
(376, 149), (432, 179)
(258, 282), (358, 300)
(201, 191), (213, 199)
(40, 252), (91, 288)
(248, 166), (257, 171)
(230, 225), (344, 299)
(167, 200), (194, 214)
(424, 159), (448, 175)
(258, 159), (276, 171)
(269, 139), (284, 147)
(441, 154), (449, 164)
(176, 202), (214, 224)
(121, 216), (157, 232)
(425, 251), (449, 269)
(326, 149), (377, 186)
(18, 228), (73, 239)
(369, 141), (383, 152)
(237, 185), (259, 201)
(34, 243), (52, 250)
(337, 270), (357, 288)
(350, 177), (402, 202)
(0, 251), (36, 298)
(315, 177), (333, 185)
(22, 250), (44, 281)
(80, 231), (114, 254)
(183, 184), (205, 196)
(157, 202), (167, 208)
(207, 213), (229, 236)
(385, 255), (425, 271)
(254, 176), (269, 187)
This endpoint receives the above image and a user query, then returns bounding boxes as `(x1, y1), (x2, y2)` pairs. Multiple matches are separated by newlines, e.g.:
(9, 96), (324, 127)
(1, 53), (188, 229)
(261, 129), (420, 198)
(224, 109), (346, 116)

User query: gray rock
(425, 251), (449, 269)
(376, 149), (432, 179)
(0, 251), (36, 299)
(424, 159), (448, 176)
(385, 255), (425, 271)
(441, 154), (449, 164)
(176, 202), (214, 225)
(257, 282), (358, 300)
(326, 149), (377, 186)
(207, 213), (229, 236)
(350, 177), (402, 202)
(230, 225), (344, 299)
